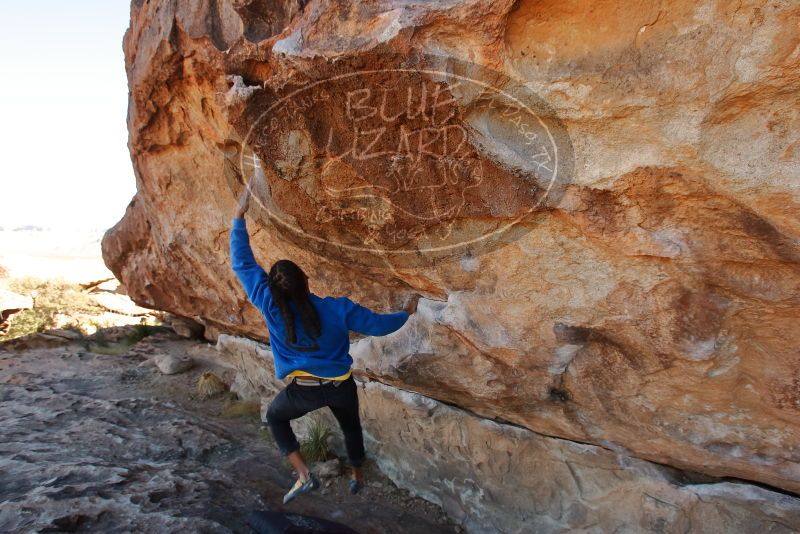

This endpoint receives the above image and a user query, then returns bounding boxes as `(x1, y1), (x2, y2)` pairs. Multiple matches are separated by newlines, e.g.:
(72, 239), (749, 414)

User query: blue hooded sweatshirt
(230, 218), (409, 379)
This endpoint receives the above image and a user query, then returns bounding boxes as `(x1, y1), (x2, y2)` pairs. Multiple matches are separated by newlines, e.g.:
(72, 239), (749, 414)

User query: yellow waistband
(287, 369), (352, 381)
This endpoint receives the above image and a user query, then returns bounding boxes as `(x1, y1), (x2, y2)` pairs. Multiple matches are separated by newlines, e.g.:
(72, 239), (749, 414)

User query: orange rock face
(104, 0), (800, 496)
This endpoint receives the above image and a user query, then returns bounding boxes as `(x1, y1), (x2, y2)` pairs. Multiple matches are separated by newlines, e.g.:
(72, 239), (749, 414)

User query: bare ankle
(287, 450), (310, 481)
(352, 466), (364, 481)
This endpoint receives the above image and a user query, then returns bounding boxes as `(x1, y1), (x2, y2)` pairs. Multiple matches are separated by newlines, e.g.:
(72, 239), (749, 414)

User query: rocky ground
(0, 330), (456, 533)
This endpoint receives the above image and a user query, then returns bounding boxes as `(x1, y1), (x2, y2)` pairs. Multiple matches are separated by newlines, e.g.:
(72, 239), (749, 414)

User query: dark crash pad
(246, 510), (359, 534)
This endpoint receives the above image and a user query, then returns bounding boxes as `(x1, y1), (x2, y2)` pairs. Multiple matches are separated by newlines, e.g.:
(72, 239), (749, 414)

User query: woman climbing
(230, 182), (418, 504)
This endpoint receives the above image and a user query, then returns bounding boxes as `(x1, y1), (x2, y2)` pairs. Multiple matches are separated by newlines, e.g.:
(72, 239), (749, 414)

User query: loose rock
(153, 353), (194, 375)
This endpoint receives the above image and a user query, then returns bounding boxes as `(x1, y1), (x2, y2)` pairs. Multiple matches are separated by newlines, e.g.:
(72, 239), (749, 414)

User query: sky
(0, 1), (135, 231)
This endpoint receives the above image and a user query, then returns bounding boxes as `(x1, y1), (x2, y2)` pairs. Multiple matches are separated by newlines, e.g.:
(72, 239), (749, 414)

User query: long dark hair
(268, 260), (321, 344)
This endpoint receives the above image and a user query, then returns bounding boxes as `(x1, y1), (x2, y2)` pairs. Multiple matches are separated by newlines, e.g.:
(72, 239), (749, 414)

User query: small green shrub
(4, 277), (105, 340)
(124, 323), (161, 345)
(61, 323), (86, 336)
(299, 420), (332, 462)
(5, 308), (56, 338)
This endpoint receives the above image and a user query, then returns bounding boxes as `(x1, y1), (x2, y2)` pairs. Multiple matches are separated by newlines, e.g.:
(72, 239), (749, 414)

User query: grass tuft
(197, 372), (228, 400)
(125, 323), (161, 344)
(299, 419), (332, 463)
(4, 277), (105, 339)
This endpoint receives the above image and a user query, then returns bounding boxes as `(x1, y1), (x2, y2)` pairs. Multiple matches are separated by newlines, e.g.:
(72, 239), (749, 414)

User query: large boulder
(103, 0), (800, 505)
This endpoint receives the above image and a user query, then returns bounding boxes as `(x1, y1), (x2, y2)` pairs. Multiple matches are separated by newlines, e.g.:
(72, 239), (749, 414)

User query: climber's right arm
(230, 185), (271, 308)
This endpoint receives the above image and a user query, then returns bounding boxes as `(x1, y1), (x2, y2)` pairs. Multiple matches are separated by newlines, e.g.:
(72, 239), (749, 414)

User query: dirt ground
(0, 330), (458, 533)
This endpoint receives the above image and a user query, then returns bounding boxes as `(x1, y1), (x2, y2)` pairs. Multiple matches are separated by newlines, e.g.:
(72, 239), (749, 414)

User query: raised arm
(343, 295), (419, 336)
(230, 184), (271, 309)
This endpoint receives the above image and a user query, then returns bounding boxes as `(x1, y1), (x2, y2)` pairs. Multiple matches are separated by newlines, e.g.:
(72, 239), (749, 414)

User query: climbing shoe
(348, 479), (363, 495)
(283, 473), (320, 504)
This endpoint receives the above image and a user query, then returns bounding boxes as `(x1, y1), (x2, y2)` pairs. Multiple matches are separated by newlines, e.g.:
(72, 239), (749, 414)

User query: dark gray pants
(265, 376), (366, 467)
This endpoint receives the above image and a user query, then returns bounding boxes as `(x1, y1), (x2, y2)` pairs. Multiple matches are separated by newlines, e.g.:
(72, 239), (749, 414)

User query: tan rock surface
(89, 292), (152, 316)
(217, 334), (800, 532)
(104, 0), (800, 503)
